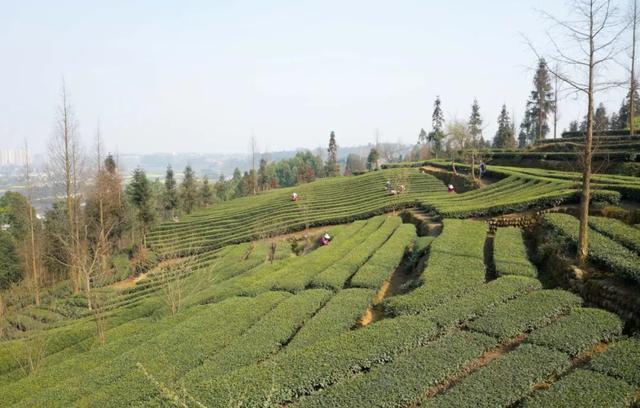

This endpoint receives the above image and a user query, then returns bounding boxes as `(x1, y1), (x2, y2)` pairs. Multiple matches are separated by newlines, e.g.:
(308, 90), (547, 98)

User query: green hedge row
(409, 159), (640, 202)
(384, 219), (487, 316)
(183, 314), (442, 407)
(271, 217), (392, 292)
(494, 227), (538, 278)
(22, 306), (65, 324)
(589, 337), (640, 386)
(485, 150), (640, 162)
(286, 288), (374, 351)
(186, 221), (370, 303)
(425, 276), (542, 328)
(522, 369), (636, 408)
(14, 292), (289, 407)
(302, 217), (400, 291)
(148, 170), (443, 256)
(526, 307), (623, 356)
(350, 223), (416, 289)
(0, 297), (161, 378)
(466, 289), (582, 341)
(0, 306), (178, 404)
(297, 331), (497, 408)
(543, 213), (640, 283)
(414, 235), (435, 256)
(110, 289), (335, 407)
(424, 344), (570, 408)
(561, 129), (639, 138)
(273, 240), (295, 260)
(589, 215), (640, 254)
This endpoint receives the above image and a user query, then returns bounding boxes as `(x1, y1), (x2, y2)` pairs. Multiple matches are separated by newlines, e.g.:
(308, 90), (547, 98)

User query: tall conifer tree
(180, 165), (198, 214)
(325, 131), (339, 177)
(163, 165), (178, 218)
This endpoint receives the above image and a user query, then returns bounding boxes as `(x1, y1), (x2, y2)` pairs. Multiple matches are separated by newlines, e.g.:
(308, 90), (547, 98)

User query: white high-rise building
(0, 148), (29, 166)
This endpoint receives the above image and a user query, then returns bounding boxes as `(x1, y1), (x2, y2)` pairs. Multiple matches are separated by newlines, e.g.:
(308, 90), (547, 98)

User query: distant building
(0, 148), (29, 166)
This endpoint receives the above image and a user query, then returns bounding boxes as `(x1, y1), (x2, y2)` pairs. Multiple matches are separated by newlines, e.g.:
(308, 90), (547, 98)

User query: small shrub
(522, 369), (636, 408)
(466, 289), (582, 341)
(494, 227), (537, 278)
(424, 344), (570, 408)
(589, 337), (640, 386)
(526, 307), (623, 356)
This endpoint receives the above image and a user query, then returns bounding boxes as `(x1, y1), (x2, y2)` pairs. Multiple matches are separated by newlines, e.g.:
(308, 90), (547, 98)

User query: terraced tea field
(149, 165), (640, 257)
(1, 166), (639, 407)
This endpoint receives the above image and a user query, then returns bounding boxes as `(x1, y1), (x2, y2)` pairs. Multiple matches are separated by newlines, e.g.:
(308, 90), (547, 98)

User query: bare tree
(15, 332), (48, 375)
(48, 81), (83, 292)
(534, 0), (626, 263)
(160, 267), (188, 316)
(553, 64), (562, 139)
(629, 0), (639, 134)
(249, 134), (258, 195)
(23, 141), (42, 305)
(388, 170), (410, 215)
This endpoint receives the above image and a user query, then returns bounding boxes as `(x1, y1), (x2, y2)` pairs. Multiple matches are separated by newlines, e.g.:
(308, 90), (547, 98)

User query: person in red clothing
(320, 233), (331, 245)
(448, 184), (455, 193)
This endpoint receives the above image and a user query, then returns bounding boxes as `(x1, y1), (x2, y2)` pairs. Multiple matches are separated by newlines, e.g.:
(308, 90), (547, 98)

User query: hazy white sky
(0, 0), (630, 155)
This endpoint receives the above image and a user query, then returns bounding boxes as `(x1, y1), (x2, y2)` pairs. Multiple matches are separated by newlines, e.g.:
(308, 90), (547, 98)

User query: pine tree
(258, 157), (270, 191)
(615, 84), (640, 130)
(325, 131), (339, 177)
(519, 109), (534, 148)
(231, 167), (246, 198)
(126, 168), (155, 244)
(163, 165), (178, 218)
(428, 96), (445, 156)
(569, 120), (579, 132)
(180, 165), (198, 214)
(366, 148), (379, 171)
(215, 174), (227, 201)
(617, 99), (629, 130)
(493, 105), (516, 149)
(594, 103), (609, 133)
(241, 170), (258, 193)
(525, 58), (554, 143)
(627, 79), (640, 130)
(417, 128), (428, 144)
(609, 113), (619, 130)
(468, 99), (483, 148)
(200, 176), (213, 207)
(104, 154), (117, 173)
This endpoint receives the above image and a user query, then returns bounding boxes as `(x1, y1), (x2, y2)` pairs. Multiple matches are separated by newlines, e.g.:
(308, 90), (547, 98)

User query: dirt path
(416, 332), (530, 403)
(110, 256), (187, 290)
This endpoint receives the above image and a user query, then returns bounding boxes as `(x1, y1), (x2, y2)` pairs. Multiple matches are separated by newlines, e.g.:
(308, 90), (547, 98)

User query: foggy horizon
(1, 0), (630, 155)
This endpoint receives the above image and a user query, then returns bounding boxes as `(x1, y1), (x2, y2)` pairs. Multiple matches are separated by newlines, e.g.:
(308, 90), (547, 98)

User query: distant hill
(117, 143), (411, 179)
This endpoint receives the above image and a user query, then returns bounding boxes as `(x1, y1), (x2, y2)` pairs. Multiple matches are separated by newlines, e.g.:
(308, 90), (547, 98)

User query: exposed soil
(111, 273), (147, 290)
(110, 257), (187, 290)
(418, 332), (529, 402)
(510, 341), (613, 407)
(358, 306), (385, 327)
(241, 243), (255, 260)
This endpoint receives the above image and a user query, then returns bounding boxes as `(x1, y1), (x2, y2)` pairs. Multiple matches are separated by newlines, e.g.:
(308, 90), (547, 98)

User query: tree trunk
(631, 0), (637, 136)
(539, 92), (544, 142)
(553, 69), (559, 139)
(471, 152), (476, 181)
(62, 92), (79, 294)
(86, 271), (93, 311)
(28, 206), (40, 306)
(577, 9), (595, 264)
